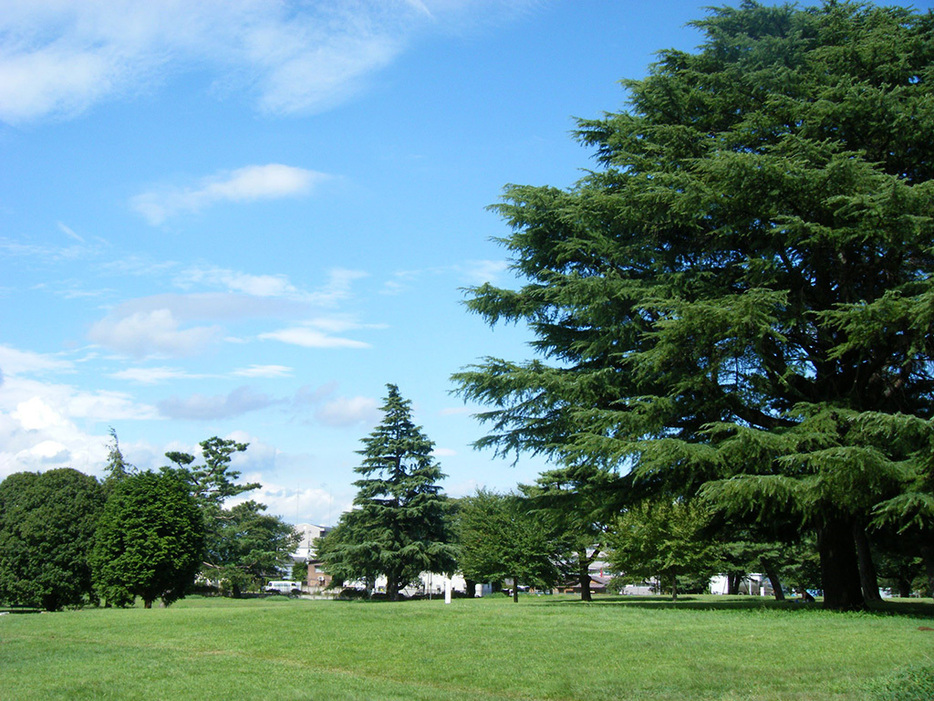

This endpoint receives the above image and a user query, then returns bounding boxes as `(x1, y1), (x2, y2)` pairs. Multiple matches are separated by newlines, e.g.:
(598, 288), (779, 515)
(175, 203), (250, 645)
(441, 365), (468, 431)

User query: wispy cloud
(233, 364), (293, 378)
(86, 266), (371, 358)
(175, 266), (366, 306)
(109, 366), (207, 384)
(382, 258), (509, 294)
(131, 164), (328, 225)
(259, 316), (378, 349)
(259, 327), (371, 350)
(0, 2), (536, 125)
(0, 345), (74, 377)
(292, 382), (381, 428)
(158, 385), (280, 420)
(315, 395), (381, 427)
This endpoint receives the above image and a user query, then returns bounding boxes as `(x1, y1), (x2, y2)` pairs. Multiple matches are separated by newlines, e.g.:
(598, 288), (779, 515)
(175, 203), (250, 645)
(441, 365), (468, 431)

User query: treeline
(315, 386), (879, 604)
(0, 434), (297, 611)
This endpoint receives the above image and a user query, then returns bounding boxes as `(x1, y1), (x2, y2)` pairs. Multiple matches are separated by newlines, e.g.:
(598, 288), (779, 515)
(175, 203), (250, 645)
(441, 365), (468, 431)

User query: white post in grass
(444, 577), (452, 604)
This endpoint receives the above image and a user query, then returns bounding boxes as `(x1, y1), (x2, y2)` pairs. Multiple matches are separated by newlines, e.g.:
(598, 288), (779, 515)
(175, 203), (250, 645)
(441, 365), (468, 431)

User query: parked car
(264, 580), (303, 596)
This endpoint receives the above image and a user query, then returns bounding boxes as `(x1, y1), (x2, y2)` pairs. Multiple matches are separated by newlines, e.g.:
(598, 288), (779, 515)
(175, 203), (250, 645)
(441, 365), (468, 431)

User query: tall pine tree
(322, 385), (455, 600)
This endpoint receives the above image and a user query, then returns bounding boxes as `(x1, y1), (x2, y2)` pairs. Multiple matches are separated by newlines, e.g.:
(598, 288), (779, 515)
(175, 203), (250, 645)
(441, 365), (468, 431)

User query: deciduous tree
(456, 489), (566, 602)
(608, 500), (720, 601)
(206, 500), (299, 597)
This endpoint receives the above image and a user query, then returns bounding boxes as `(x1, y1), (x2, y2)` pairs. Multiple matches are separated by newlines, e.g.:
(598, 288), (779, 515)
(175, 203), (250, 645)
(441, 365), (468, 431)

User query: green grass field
(2, 594), (933, 700)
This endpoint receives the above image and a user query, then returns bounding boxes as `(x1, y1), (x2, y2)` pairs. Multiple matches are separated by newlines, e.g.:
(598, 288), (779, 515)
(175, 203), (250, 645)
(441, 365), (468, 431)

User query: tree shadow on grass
(539, 594), (934, 619)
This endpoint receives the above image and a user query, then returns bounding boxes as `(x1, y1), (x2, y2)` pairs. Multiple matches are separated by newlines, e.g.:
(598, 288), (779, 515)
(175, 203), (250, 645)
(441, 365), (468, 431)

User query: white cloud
(381, 259), (509, 295)
(461, 259), (509, 285)
(432, 447), (457, 457)
(174, 266), (366, 306)
(12, 396), (69, 431)
(131, 164), (328, 225)
(57, 221), (85, 243)
(88, 308), (223, 358)
(0, 373), (159, 478)
(100, 293), (299, 323)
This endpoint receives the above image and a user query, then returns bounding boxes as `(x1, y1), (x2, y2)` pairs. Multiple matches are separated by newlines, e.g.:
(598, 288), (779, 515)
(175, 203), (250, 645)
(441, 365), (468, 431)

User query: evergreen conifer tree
(454, 1), (934, 610)
(321, 384), (455, 600)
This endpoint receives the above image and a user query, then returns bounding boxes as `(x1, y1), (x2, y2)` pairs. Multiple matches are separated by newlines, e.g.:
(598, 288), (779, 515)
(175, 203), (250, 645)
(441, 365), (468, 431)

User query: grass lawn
(2, 594), (933, 700)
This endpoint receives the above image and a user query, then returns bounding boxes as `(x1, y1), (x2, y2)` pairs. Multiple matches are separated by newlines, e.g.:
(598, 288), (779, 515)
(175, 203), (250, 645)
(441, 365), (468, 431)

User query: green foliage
(520, 466), (612, 600)
(163, 436), (288, 598)
(291, 560), (308, 583)
(320, 385), (455, 599)
(608, 499), (721, 600)
(103, 428), (135, 486)
(455, 489), (566, 600)
(91, 470), (205, 608)
(205, 500), (299, 597)
(454, 1), (934, 610)
(165, 436), (259, 508)
(0, 469), (104, 610)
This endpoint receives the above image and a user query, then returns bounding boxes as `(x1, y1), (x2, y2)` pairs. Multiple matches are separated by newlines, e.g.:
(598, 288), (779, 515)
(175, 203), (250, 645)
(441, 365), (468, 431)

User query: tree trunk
(920, 544), (934, 598)
(897, 577), (912, 598)
(580, 565), (592, 602)
(671, 574), (678, 602)
(853, 524), (882, 604)
(512, 577), (519, 603)
(578, 548), (597, 602)
(728, 572), (742, 595)
(760, 557), (785, 601)
(143, 599), (153, 609)
(817, 518), (865, 611)
(387, 572), (399, 601)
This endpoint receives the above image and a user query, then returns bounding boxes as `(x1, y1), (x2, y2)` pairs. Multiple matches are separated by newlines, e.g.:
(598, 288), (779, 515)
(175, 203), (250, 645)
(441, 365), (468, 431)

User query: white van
(264, 580), (303, 595)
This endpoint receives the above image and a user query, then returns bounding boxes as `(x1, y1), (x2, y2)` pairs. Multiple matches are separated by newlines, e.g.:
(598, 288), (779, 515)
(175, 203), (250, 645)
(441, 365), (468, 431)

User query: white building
(291, 523), (329, 562)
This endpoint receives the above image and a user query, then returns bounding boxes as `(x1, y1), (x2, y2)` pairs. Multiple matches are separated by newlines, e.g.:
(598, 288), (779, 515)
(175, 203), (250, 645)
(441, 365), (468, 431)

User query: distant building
(291, 523), (330, 562)
(289, 523), (330, 595)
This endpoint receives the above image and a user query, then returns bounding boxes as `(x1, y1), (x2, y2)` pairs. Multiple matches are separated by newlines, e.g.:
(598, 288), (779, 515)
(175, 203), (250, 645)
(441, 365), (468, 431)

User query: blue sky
(3, 0), (930, 525)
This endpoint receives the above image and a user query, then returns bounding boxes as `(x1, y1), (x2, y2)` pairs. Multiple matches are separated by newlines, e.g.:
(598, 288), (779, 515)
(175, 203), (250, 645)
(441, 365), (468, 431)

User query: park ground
(1, 594), (933, 700)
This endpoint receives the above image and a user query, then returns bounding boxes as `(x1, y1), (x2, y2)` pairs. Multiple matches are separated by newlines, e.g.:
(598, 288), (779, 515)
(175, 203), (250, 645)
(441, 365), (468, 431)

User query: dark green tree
(0, 469), (104, 611)
(91, 470), (204, 608)
(320, 384), (455, 600)
(456, 489), (566, 602)
(314, 514), (380, 594)
(454, 1), (934, 611)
